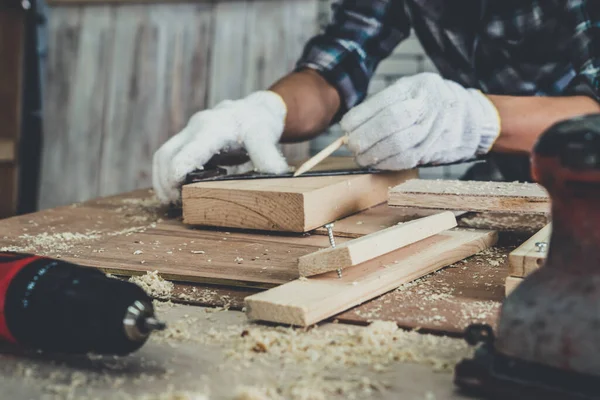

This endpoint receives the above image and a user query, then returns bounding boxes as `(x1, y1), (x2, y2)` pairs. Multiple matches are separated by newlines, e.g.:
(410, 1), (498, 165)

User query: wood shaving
(129, 271), (174, 300)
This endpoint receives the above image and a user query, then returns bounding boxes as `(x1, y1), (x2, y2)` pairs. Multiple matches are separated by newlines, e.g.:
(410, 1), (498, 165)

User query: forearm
(488, 95), (600, 153)
(269, 69), (341, 143)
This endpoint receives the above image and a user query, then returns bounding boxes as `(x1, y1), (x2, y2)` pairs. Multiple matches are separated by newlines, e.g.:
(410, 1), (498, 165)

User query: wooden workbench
(0, 189), (546, 336)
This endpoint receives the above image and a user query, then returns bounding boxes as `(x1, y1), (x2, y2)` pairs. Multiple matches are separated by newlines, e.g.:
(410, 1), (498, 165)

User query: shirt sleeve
(563, 0), (600, 102)
(295, 0), (412, 119)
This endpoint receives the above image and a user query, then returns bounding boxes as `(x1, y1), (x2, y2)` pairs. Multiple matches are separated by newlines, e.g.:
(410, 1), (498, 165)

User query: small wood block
(508, 223), (551, 277)
(182, 170), (417, 232)
(298, 211), (457, 277)
(0, 138), (15, 162)
(245, 229), (498, 327)
(388, 179), (549, 214)
(505, 276), (524, 297)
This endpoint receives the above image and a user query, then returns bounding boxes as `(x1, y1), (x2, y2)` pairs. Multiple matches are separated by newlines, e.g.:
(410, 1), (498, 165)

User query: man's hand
(341, 73), (501, 170)
(152, 91), (289, 204)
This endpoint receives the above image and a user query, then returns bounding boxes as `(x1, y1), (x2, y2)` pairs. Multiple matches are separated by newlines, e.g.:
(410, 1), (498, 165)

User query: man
(153, 0), (600, 204)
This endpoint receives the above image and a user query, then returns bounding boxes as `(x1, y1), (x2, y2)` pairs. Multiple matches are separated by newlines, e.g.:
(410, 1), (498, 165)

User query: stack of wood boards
(246, 210), (497, 326)
(505, 224), (551, 295)
(182, 169), (416, 232)
(388, 179), (550, 214)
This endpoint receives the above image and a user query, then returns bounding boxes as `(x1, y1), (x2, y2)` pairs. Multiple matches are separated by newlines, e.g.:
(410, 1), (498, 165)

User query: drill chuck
(0, 252), (166, 355)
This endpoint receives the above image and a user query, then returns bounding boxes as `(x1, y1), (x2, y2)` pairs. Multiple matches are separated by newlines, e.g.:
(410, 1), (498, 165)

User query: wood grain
(298, 211), (457, 276)
(389, 179), (549, 214)
(245, 229), (498, 326)
(182, 170), (417, 232)
(508, 223), (551, 277)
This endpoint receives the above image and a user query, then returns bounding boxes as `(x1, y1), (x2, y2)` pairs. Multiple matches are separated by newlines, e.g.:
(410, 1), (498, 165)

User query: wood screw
(535, 241), (548, 252)
(324, 223), (342, 278)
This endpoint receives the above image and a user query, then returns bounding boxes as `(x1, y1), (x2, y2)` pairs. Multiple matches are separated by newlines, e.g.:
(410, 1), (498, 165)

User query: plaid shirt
(295, 0), (600, 118)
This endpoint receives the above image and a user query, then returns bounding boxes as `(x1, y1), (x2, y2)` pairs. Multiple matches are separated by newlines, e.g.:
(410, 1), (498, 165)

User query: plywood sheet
(182, 170), (417, 232)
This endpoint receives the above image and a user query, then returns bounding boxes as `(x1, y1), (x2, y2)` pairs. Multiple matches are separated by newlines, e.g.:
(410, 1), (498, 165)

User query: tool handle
(0, 253), (40, 343)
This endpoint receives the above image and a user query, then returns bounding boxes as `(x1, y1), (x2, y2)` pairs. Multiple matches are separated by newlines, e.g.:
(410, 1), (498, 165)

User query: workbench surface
(0, 189), (546, 399)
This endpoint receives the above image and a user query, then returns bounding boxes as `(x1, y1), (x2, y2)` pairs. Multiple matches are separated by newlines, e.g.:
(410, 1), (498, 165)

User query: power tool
(454, 113), (600, 399)
(0, 252), (166, 355)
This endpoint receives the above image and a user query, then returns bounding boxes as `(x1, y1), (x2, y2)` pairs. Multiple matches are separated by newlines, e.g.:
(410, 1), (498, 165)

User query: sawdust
(459, 212), (549, 233)
(129, 271), (174, 300)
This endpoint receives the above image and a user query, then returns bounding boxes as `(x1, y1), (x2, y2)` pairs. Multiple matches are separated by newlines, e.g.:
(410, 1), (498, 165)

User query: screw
(535, 242), (548, 253)
(324, 223), (342, 278)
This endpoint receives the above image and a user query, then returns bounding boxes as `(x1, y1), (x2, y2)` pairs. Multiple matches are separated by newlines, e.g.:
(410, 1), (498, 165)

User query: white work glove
(152, 91), (289, 204)
(341, 72), (501, 170)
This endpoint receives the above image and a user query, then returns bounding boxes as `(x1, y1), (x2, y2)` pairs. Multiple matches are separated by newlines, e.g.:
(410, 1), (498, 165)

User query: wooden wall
(0, 9), (25, 218)
(39, 0), (318, 209)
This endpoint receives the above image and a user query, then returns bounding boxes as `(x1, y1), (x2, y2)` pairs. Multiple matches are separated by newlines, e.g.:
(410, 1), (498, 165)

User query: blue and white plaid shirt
(295, 0), (600, 119)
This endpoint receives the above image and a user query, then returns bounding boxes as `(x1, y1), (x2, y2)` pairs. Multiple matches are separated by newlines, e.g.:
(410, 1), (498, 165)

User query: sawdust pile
(152, 317), (472, 400)
(129, 271), (174, 300)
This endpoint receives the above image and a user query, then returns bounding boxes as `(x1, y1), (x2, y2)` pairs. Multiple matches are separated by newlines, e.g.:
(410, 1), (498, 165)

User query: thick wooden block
(182, 170), (417, 232)
(389, 179), (549, 214)
(245, 229), (498, 327)
(508, 223), (551, 277)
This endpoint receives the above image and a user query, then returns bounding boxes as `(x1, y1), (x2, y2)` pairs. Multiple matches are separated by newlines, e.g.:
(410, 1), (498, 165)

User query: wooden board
(508, 223), (551, 277)
(313, 204), (465, 238)
(182, 170), (417, 232)
(389, 179), (549, 214)
(245, 229), (498, 326)
(298, 211), (457, 277)
(505, 276), (523, 297)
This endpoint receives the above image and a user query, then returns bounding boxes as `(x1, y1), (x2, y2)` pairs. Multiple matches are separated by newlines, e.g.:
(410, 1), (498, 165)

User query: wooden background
(39, 0), (318, 210)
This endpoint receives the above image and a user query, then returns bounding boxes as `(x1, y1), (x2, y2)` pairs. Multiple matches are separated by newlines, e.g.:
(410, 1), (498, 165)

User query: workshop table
(0, 189), (546, 399)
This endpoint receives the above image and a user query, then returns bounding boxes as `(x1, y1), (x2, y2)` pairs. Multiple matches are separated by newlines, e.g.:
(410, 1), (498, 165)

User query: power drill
(0, 252), (166, 355)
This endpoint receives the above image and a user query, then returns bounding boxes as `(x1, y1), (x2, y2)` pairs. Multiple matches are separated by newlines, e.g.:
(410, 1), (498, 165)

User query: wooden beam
(508, 223), (551, 278)
(298, 211), (457, 277)
(245, 229), (498, 326)
(182, 170), (417, 233)
(388, 179), (549, 214)
(505, 276), (524, 297)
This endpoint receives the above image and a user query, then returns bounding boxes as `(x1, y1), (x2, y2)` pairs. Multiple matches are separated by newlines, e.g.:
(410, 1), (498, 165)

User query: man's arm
(489, 95), (600, 154)
(490, 1), (600, 154)
(269, 69), (340, 143)
(272, 0), (412, 143)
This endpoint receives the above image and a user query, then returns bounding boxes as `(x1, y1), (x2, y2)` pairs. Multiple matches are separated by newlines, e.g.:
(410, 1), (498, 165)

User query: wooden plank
(388, 179), (549, 214)
(505, 276), (524, 297)
(298, 211), (457, 276)
(245, 229), (498, 326)
(313, 204), (466, 238)
(508, 223), (551, 277)
(40, 7), (110, 209)
(182, 170), (417, 232)
(99, 4), (213, 197)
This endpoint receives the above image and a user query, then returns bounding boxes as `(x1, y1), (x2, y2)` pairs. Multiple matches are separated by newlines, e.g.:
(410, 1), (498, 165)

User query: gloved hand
(340, 72), (501, 170)
(152, 91), (289, 204)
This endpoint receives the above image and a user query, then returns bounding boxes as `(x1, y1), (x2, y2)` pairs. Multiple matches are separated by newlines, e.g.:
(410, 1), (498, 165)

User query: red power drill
(0, 252), (166, 355)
